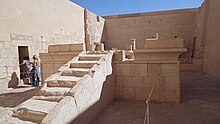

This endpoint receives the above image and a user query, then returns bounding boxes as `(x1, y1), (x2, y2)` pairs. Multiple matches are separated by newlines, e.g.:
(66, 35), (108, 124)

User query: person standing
(32, 55), (40, 86)
(20, 56), (32, 79)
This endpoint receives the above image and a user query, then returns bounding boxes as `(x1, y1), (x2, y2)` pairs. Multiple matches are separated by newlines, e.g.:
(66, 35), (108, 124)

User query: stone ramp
(11, 51), (114, 123)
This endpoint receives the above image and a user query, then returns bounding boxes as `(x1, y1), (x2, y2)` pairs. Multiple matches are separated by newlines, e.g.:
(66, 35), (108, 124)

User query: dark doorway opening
(18, 46), (29, 79)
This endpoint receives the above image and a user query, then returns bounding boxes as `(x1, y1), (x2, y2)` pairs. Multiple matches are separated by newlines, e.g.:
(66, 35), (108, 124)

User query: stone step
(70, 61), (97, 68)
(61, 68), (90, 77)
(46, 74), (81, 88)
(13, 99), (57, 123)
(78, 55), (102, 61)
(79, 55), (101, 61)
(32, 96), (64, 102)
(86, 51), (108, 54)
(38, 87), (71, 96)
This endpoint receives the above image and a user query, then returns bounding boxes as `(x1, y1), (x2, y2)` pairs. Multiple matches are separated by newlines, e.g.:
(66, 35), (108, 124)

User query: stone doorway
(18, 46), (29, 79)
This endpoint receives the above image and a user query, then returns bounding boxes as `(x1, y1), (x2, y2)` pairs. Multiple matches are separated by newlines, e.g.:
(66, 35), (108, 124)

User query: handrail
(144, 73), (159, 124)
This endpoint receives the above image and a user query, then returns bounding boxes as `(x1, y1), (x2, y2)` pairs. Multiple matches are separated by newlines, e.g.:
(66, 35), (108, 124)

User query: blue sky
(70, 0), (204, 16)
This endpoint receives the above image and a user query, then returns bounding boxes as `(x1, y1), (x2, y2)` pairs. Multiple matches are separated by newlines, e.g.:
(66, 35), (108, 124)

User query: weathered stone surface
(79, 55), (101, 61)
(32, 96), (64, 102)
(70, 61), (97, 68)
(114, 50), (125, 61)
(134, 48), (187, 61)
(61, 68), (90, 77)
(69, 43), (84, 52)
(13, 99), (58, 123)
(0, 107), (13, 123)
(42, 97), (79, 124)
(85, 10), (105, 51)
(95, 43), (105, 51)
(56, 76), (81, 87)
(45, 72), (80, 88)
(115, 60), (181, 103)
(38, 87), (71, 96)
(145, 38), (184, 49)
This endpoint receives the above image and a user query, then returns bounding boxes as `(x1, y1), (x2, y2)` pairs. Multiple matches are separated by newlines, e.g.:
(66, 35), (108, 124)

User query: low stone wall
(180, 58), (203, 72)
(114, 60), (180, 103)
(70, 74), (115, 124)
(40, 43), (84, 83)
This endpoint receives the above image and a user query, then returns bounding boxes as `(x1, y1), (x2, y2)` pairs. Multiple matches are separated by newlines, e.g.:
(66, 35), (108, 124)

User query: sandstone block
(38, 87), (71, 96)
(116, 76), (124, 87)
(115, 87), (123, 99)
(123, 87), (135, 99)
(13, 99), (58, 123)
(114, 50), (125, 61)
(70, 62), (96, 68)
(53, 63), (66, 72)
(165, 89), (179, 103)
(120, 69), (130, 76)
(42, 73), (53, 84)
(74, 87), (92, 112)
(42, 97), (78, 124)
(147, 64), (161, 77)
(77, 74), (94, 94)
(32, 96), (64, 102)
(135, 88), (147, 100)
(40, 54), (53, 62)
(131, 77), (141, 87)
(52, 55), (76, 62)
(67, 83), (83, 97)
(123, 77), (132, 87)
(69, 43), (84, 52)
(78, 56), (101, 61)
(138, 64), (148, 77)
(61, 68), (89, 77)
(161, 64), (179, 77)
(46, 75), (81, 88)
(41, 64), (54, 74)
(48, 45), (60, 53)
(165, 77), (180, 90)
(59, 44), (70, 52)
(113, 64), (120, 76)
(95, 43), (104, 51)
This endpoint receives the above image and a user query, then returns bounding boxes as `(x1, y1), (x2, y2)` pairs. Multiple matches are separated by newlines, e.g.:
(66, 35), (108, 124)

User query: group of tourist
(20, 55), (40, 87)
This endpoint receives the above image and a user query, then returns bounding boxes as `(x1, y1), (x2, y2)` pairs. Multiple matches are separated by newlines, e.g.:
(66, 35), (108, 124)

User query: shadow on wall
(8, 72), (19, 89)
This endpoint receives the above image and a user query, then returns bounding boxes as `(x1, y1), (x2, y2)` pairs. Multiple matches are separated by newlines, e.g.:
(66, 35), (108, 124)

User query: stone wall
(85, 10), (105, 51)
(0, 0), (85, 88)
(104, 9), (197, 58)
(0, 0), (107, 89)
(203, 0), (220, 78)
(114, 61), (180, 103)
(194, 1), (207, 59)
(70, 74), (115, 124)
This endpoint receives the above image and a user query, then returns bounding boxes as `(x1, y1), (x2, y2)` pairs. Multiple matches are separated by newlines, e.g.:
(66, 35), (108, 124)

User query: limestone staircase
(10, 51), (113, 124)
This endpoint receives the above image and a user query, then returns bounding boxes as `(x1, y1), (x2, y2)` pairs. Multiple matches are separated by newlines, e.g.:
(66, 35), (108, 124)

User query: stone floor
(92, 72), (220, 124)
(0, 86), (39, 123)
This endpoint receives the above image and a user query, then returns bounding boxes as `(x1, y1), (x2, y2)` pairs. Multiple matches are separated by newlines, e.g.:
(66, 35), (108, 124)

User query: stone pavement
(92, 72), (220, 124)
(0, 86), (38, 124)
